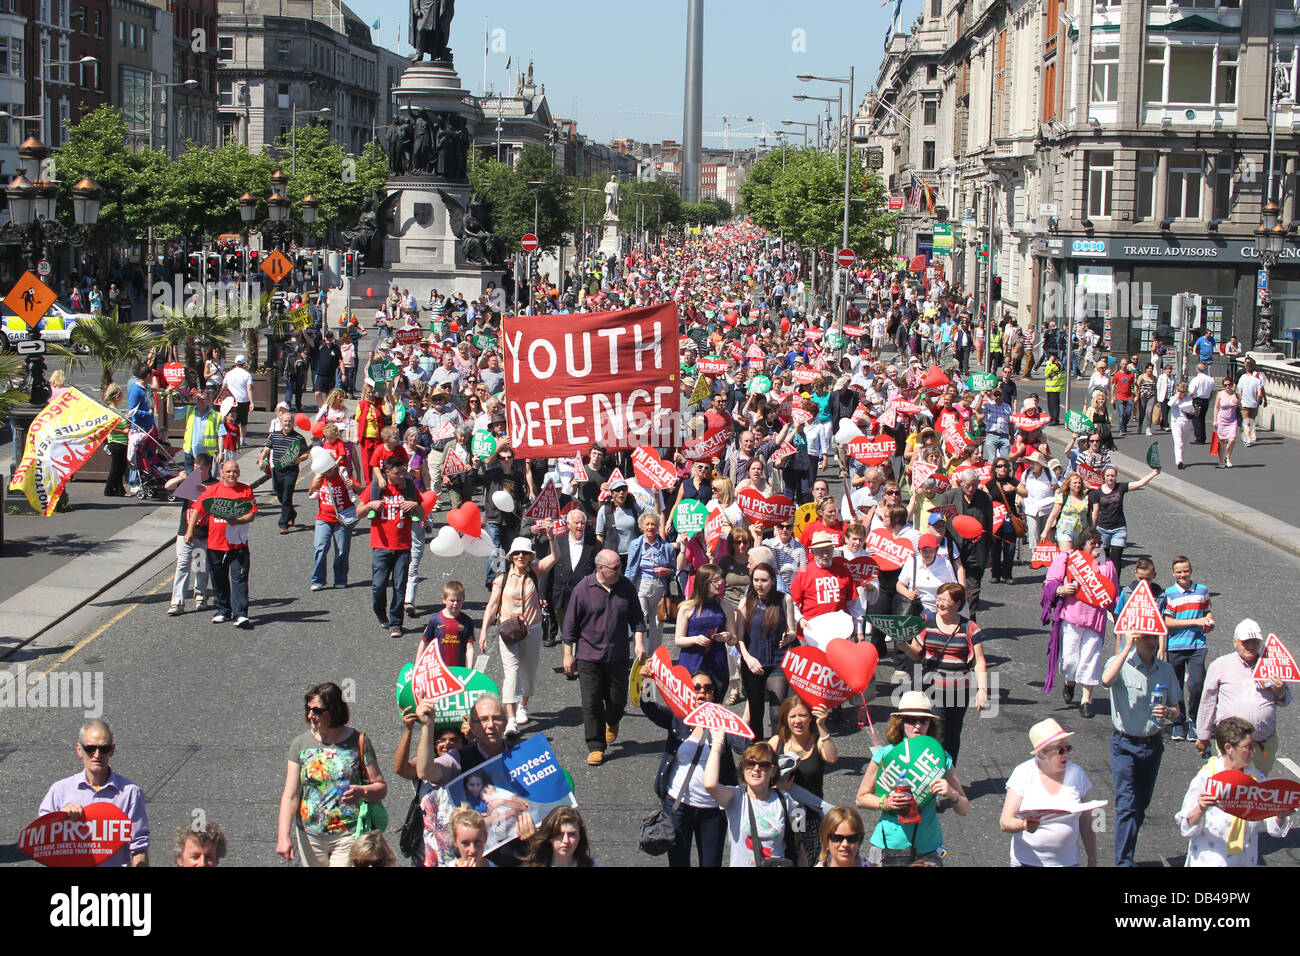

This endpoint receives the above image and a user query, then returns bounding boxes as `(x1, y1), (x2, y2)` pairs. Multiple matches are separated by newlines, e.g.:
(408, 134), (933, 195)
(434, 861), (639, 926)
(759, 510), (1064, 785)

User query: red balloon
(780, 317), (790, 333)
(294, 413), (312, 431)
(951, 514), (984, 540)
(449, 322), (460, 333)
(825, 638), (879, 695)
(446, 502), (481, 538)
(923, 365), (950, 390)
(365, 287), (374, 298)
(420, 490), (438, 513)
(311, 421), (325, 439)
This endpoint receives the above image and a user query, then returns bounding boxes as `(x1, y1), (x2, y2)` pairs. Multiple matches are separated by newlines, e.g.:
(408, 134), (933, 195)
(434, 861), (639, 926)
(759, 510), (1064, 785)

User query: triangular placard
(1112, 579), (1167, 637)
(1255, 633), (1300, 684)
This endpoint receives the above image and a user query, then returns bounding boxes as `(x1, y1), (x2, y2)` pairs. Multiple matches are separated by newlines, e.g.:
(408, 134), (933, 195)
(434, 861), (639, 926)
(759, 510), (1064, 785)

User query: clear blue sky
(366, 0), (909, 147)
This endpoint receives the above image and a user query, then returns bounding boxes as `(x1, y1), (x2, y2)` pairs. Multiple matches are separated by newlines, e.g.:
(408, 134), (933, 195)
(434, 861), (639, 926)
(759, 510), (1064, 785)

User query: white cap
(235, 355), (247, 365)
(309, 446), (339, 476)
(1234, 618), (1263, 644)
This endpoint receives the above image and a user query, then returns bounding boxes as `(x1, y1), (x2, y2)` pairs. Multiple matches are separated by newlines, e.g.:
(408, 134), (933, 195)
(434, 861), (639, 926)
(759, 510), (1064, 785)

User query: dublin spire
(682, 0), (703, 204)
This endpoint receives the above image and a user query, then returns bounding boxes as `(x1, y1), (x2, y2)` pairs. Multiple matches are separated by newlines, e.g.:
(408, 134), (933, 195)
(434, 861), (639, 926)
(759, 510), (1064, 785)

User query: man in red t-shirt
(186, 460), (257, 627)
(360, 455), (424, 637)
(1111, 359), (1136, 435)
(791, 531), (853, 631)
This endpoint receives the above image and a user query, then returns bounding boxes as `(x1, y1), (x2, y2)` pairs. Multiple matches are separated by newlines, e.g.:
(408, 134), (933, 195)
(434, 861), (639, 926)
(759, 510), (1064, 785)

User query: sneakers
(211, 614), (227, 624)
(167, 604), (182, 616)
(515, 706), (530, 726)
(1145, 428), (1152, 436)
(389, 627), (403, 639)
(196, 596), (210, 610)
(404, 603), (418, 618)
(586, 750), (604, 766)
(1170, 724), (1186, 741)
(605, 722), (619, 744)
(310, 584), (324, 591)
(505, 718), (519, 737)
(234, 616), (252, 629)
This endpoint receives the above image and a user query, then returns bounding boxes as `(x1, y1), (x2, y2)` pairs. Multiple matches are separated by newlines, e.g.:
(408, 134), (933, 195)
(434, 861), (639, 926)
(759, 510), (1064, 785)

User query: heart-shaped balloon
(802, 610), (855, 650)
(923, 365), (950, 390)
(419, 490), (439, 513)
(311, 420), (325, 439)
(463, 533), (496, 557)
(430, 524), (465, 557)
(294, 413), (312, 431)
(825, 638), (879, 695)
(951, 514), (984, 540)
(781, 645), (856, 709)
(736, 487), (796, 525)
(446, 502), (481, 539)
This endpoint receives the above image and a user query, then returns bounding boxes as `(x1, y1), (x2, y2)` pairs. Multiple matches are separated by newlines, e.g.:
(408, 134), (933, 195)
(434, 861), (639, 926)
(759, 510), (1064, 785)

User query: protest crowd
(28, 219), (1295, 870)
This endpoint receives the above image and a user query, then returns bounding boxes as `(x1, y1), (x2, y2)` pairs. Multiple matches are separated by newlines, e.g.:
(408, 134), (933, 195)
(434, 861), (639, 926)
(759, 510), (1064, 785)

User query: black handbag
(639, 737), (705, 856)
(397, 781), (425, 864)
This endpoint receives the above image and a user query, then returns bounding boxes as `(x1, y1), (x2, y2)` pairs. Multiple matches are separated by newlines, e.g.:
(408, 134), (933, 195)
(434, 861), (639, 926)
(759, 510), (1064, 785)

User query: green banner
(865, 614), (925, 644)
(673, 499), (708, 536)
(747, 375), (772, 395)
(966, 372), (997, 392)
(367, 360), (402, 384)
(1146, 442), (1161, 471)
(473, 333), (496, 351)
(471, 429), (498, 458)
(274, 435), (305, 470)
(1065, 410), (1094, 434)
(825, 330), (846, 350)
(201, 496), (254, 520)
(874, 735), (948, 809)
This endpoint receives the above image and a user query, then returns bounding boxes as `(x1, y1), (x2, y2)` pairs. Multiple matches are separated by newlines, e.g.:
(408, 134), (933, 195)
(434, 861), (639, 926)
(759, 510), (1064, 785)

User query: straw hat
(809, 530), (836, 550)
(1029, 718), (1075, 755)
(891, 691), (936, 719)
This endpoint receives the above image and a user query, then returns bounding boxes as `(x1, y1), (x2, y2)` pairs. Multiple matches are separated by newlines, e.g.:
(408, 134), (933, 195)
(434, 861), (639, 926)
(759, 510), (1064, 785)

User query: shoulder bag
(397, 779), (426, 864)
(993, 478), (1027, 540)
(919, 621), (976, 693)
(657, 573), (682, 623)
(747, 792), (796, 867)
(353, 732), (389, 834)
(496, 570), (534, 646)
(639, 735), (706, 856)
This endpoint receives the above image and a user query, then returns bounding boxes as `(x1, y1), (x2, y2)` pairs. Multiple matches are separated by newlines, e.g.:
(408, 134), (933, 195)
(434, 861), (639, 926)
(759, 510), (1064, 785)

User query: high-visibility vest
(1044, 361), (1066, 393)
(184, 407), (219, 454)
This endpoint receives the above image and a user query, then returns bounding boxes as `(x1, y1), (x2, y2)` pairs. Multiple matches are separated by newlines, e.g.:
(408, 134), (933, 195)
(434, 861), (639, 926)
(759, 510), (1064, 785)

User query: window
(39, 0), (49, 24)
(218, 36), (232, 61)
(279, 123), (289, 142)
(923, 99), (937, 125)
(129, 24), (136, 47)
(277, 82), (290, 109)
(218, 79), (233, 107)
(120, 66), (150, 136)
(1169, 47), (1212, 103)
(93, 11), (100, 36)
(57, 35), (68, 83)
(922, 140), (935, 169)
(1042, 61), (1057, 122)
(219, 119), (236, 145)
(1142, 45), (1164, 104)
(1212, 153), (1233, 220)
(57, 97), (69, 146)
(1216, 48), (1237, 105)
(1165, 152), (1202, 220)
(276, 38), (290, 62)
(1144, 44), (1237, 106)
(119, 20), (125, 45)
(141, 27), (146, 52)
(1086, 151), (1114, 218)
(78, 5), (86, 33)
(930, 0), (942, 16)
(57, 0), (67, 27)
(1136, 151), (1157, 221)
(1091, 45), (1118, 103)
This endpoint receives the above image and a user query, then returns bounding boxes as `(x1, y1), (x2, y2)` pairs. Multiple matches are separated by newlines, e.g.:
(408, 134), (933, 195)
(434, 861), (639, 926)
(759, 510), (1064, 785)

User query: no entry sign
(837, 248), (855, 267)
(521, 233), (539, 252)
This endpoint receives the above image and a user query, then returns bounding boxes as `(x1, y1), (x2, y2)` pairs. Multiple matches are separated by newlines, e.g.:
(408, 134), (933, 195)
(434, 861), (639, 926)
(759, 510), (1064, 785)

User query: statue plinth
(597, 213), (622, 258)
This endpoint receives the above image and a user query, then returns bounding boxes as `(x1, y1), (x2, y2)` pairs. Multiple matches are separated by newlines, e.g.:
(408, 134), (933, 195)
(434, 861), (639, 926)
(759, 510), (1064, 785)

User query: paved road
(2, 453), (1298, 867)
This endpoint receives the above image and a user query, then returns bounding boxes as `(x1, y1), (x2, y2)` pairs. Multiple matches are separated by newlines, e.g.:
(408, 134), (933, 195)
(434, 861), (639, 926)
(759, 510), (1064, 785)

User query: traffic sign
(520, 233), (539, 252)
(836, 248), (855, 267)
(888, 197), (904, 211)
(1038, 203), (1059, 218)
(260, 249), (293, 284)
(4, 271), (57, 329)
(16, 338), (47, 355)
(36, 259), (51, 277)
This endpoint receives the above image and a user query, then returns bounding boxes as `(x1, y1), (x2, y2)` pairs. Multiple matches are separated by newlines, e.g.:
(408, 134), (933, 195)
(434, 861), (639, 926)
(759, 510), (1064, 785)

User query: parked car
(3, 301), (92, 351)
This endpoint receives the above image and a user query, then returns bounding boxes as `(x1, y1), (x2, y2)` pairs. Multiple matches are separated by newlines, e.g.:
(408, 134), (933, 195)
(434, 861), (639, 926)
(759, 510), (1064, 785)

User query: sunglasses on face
(742, 759), (775, 771)
(693, 683), (715, 693)
(827, 832), (863, 845)
(81, 744), (113, 755)
(306, 706), (329, 717)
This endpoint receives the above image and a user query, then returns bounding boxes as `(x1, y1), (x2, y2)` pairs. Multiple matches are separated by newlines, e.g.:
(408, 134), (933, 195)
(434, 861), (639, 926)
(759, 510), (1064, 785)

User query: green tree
(159, 304), (247, 383)
(468, 146), (570, 253)
(263, 125), (389, 242)
(0, 353), (28, 418)
(152, 141), (272, 243)
(60, 312), (160, 390)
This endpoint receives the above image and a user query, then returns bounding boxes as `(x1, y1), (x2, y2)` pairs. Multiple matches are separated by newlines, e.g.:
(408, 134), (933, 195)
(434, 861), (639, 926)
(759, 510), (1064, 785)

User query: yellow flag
(688, 373), (711, 406)
(9, 387), (120, 515)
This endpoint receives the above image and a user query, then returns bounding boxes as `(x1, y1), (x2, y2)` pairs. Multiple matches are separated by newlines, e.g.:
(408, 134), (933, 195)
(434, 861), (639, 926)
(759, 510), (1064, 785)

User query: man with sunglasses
(39, 719), (150, 866)
(977, 387), (1013, 464)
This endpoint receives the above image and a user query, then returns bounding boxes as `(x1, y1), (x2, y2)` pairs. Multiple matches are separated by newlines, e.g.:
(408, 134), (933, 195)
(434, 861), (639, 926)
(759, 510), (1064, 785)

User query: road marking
(1278, 756), (1300, 781)
(25, 576), (170, 684)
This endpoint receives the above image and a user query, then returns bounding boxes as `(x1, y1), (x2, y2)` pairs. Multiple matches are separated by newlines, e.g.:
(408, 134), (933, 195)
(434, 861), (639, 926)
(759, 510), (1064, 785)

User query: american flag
(907, 174), (923, 211)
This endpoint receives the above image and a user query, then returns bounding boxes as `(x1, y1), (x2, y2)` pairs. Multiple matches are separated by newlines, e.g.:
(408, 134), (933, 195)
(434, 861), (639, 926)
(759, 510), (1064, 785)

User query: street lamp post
(526, 180), (546, 313)
(37, 52), (98, 146)
(781, 119), (813, 148)
(148, 77), (198, 153)
(577, 186), (602, 298)
(1254, 59), (1291, 351)
(799, 68), (855, 335)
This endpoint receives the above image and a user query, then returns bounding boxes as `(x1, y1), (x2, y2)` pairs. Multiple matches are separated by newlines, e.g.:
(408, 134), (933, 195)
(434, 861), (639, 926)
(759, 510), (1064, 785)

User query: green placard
(688, 327), (709, 347)
(274, 435), (305, 470)
(472, 333), (496, 351)
(201, 495), (254, 520)
(865, 614), (925, 644)
(431, 320), (449, 338)
(825, 330), (846, 350)
(748, 375), (772, 395)
(367, 360), (402, 384)
(471, 429), (498, 458)
(673, 499), (708, 536)
(1146, 442), (1161, 471)
(966, 372), (997, 392)
(874, 735), (948, 809)
(431, 667), (501, 729)
(396, 662), (416, 713)
(1065, 410), (1095, 434)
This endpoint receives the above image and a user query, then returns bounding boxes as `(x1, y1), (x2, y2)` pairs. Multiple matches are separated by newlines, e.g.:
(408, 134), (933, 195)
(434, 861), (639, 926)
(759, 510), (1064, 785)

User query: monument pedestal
(381, 62), (500, 304)
(597, 215), (622, 258)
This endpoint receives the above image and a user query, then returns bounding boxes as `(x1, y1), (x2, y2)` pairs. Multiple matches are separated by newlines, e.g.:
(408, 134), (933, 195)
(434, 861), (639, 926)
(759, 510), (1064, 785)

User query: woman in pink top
(1041, 526), (1116, 720)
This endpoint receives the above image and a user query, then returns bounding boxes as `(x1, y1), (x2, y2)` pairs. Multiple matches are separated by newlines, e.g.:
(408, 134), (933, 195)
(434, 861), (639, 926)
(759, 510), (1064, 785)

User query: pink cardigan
(1043, 551), (1116, 635)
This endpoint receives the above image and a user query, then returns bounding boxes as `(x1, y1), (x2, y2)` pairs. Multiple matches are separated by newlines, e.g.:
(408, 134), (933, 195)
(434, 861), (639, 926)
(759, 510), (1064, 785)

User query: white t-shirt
(1022, 469), (1058, 517)
(723, 788), (795, 867)
(223, 366), (253, 403)
(1007, 759), (1093, 867)
(667, 737), (717, 809)
(1237, 373), (1263, 409)
(897, 551), (958, 615)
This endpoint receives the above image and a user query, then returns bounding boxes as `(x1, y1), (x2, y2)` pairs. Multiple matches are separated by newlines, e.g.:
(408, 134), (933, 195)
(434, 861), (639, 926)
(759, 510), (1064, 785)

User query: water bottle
(1150, 683), (1167, 724)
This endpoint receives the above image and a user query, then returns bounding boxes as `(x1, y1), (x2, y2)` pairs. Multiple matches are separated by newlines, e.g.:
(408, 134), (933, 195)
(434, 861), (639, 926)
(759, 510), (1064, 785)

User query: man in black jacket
(537, 509), (599, 649)
(939, 467), (994, 619)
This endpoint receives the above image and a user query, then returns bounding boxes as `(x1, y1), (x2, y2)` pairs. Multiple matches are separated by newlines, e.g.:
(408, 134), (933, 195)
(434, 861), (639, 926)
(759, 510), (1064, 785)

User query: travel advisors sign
(503, 303), (680, 458)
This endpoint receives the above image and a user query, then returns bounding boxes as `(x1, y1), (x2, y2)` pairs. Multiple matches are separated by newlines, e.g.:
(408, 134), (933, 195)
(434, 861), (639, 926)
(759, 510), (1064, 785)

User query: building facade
(18, 0), (110, 149)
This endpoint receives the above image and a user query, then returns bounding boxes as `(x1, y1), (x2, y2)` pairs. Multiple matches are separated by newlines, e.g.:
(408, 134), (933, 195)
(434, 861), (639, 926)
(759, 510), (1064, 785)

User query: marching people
(998, 718), (1099, 867)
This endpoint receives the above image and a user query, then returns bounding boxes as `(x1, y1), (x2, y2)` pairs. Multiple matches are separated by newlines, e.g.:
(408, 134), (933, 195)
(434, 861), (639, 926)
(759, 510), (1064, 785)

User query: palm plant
(59, 310), (161, 390)
(239, 290), (294, 370)
(0, 352), (29, 418)
(158, 304), (245, 385)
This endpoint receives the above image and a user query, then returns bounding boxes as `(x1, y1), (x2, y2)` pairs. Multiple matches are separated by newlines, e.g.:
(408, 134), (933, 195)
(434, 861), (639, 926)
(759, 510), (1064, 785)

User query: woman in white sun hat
(999, 718), (1099, 867)
(479, 536), (542, 736)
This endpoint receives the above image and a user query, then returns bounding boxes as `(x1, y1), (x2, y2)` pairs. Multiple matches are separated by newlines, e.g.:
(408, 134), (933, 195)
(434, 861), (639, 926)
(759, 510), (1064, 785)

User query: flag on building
(9, 387), (121, 516)
(371, 17), (380, 29)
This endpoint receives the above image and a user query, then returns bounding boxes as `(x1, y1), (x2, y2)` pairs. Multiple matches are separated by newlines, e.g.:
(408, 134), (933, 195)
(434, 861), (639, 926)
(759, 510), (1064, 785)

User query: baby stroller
(127, 427), (178, 501)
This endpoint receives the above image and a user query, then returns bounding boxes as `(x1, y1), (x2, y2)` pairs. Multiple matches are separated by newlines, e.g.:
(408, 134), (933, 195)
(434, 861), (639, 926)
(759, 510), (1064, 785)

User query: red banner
(1030, 541), (1061, 568)
(1066, 550), (1116, 609)
(844, 554), (879, 586)
(522, 479), (560, 520)
(782, 646), (855, 709)
(684, 701), (755, 739)
(1207, 770), (1300, 821)
(793, 366), (821, 386)
(18, 804), (133, 867)
(412, 642), (465, 703)
(504, 303), (679, 458)
(705, 509), (727, 553)
(736, 488), (796, 525)
(646, 646), (696, 719)
(696, 357), (729, 377)
(395, 326), (422, 345)
(1112, 578), (1167, 637)
(866, 528), (914, 572)
(849, 437), (896, 465)
(631, 446), (677, 490)
(1255, 634), (1300, 684)
(682, 423), (731, 461)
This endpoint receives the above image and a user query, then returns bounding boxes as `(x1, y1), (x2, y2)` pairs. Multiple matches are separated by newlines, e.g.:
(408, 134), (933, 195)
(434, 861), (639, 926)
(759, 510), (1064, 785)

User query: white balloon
(492, 490), (515, 513)
(463, 533), (496, 557)
(834, 418), (864, 446)
(802, 611), (855, 650)
(430, 525), (465, 558)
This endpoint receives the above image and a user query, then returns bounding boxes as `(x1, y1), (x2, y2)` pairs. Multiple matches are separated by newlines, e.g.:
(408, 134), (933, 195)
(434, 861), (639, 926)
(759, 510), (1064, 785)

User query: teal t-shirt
(868, 744), (952, 854)
(810, 392), (833, 423)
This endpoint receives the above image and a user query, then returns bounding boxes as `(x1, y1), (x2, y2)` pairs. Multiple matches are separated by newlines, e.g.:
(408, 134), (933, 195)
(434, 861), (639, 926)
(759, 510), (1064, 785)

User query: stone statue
(438, 188), (506, 266)
(386, 118), (405, 174)
(343, 191), (403, 266)
(396, 115), (414, 175)
(434, 115), (453, 178)
(450, 115), (470, 179)
(410, 0), (455, 62)
(411, 109), (433, 173)
(603, 174), (620, 218)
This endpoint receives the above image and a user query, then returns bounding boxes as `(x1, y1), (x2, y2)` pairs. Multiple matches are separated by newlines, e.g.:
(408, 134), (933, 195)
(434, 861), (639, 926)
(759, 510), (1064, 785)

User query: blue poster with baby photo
(444, 734), (577, 854)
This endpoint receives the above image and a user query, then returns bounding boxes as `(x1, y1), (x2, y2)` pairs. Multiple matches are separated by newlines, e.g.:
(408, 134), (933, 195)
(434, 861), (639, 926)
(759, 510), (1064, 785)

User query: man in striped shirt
(1161, 555), (1215, 742)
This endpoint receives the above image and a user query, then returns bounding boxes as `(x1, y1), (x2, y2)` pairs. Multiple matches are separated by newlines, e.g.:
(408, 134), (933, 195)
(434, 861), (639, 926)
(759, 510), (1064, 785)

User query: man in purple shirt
(563, 549), (646, 767)
(1195, 618), (1292, 774)
(38, 719), (150, 866)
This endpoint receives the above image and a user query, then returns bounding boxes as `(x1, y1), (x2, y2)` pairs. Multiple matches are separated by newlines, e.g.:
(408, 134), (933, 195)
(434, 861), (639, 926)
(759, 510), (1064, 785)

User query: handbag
(919, 621), (975, 693)
(993, 478), (1027, 540)
(639, 736), (705, 856)
(353, 733), (389, 834)
(657, 575), (681, 623)
(496, 570), (534, 646)
(397, 781), (425, 864)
